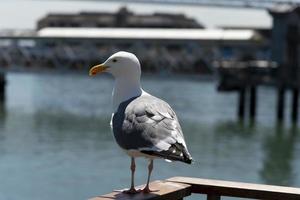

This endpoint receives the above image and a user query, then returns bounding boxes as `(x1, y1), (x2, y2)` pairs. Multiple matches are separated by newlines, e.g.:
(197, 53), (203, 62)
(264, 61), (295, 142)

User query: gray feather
(112, 94), (192, 163)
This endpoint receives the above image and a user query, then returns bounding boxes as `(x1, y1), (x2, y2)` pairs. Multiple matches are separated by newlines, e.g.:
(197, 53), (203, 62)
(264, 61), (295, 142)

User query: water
(0, 73), (299, 200)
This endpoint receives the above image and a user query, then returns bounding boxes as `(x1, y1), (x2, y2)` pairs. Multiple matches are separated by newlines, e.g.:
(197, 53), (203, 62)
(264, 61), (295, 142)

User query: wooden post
(207, 194), (221, 200)
(249, 86), (257, 121)
(0, 73), (5, 103)
(238, 88), (246, 121)
(291, 88), (299, 124)
(277, 87), (285, 123)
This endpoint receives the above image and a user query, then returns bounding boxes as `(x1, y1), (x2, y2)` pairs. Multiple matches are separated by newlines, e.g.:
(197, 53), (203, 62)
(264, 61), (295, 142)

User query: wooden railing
(90, 176), (300, 200)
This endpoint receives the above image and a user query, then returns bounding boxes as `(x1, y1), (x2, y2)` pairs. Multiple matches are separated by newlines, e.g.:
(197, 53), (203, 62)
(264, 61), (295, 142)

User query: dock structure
(217, 5), (300, 124)
(217, 60), (276, 122)
(90, 176), (300, 200)
(0, 28), (263, 104)
(270, 5), (300, 124)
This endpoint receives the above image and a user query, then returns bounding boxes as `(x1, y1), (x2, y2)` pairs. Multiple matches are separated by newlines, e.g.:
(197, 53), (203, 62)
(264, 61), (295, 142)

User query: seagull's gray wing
(112, 95), (192, 164)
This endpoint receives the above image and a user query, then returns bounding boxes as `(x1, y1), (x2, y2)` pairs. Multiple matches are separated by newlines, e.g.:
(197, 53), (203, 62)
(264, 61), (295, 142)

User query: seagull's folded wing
(112, 95), (192, 164)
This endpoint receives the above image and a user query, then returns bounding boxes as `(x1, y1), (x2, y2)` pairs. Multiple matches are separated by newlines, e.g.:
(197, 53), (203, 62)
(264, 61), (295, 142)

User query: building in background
(0, 8), (269, 74)
(37, 7), (204, 30)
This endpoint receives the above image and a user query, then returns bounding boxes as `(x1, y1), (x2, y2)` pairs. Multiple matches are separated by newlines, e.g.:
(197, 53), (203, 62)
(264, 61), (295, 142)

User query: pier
(90, 176), (300, 200)
(0, 28), (262, 104)
(2, 4), (300, 126)
(217, 5), (300, 124)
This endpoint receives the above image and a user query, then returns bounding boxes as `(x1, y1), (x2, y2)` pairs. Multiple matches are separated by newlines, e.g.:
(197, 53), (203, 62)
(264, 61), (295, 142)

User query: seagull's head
(89, 51), (141, 79)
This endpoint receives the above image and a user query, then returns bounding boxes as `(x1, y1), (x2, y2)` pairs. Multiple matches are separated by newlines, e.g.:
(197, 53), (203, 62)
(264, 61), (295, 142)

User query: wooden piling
(238, 88), (246, 121)
(249, 86), (257, 121)
(291, 88), (299, 124)
(0, 73), (5, 103)
(277, 87), (285, 123)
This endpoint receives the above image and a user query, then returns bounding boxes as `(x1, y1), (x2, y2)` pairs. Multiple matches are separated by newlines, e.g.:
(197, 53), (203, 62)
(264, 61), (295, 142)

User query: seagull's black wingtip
(184, 157), (193, 164)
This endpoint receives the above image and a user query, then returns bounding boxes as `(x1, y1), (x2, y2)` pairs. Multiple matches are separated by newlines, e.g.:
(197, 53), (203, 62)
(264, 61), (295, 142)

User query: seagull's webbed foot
(122, 187), (141, 194)
(141, 186), (153, 194)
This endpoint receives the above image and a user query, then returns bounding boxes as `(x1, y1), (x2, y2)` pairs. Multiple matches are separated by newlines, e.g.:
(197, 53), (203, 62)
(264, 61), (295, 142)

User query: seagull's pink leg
(123, 157), (140, 194)
(142, 159), (154, 193)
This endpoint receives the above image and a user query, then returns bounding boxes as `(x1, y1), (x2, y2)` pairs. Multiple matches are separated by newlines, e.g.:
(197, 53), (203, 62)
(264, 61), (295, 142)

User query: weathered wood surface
(168, 176), (300, 200)
(89, 180), (191, 200)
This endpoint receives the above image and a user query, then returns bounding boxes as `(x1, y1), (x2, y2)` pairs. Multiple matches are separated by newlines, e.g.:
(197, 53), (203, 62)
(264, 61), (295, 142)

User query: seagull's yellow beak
(89, 64), (108, 76)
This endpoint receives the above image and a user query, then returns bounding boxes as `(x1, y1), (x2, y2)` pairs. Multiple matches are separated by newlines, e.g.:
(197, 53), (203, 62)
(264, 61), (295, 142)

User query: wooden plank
(168, 177), (300, 200)
(89, 180), (191, 200)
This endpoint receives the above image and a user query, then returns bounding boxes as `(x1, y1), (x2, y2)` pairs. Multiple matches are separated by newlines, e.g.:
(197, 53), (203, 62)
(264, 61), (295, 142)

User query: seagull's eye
(112, 59), (117, 63)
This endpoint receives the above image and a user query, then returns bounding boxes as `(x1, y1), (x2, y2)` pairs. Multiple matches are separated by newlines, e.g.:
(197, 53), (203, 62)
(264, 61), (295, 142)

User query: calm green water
(0, 73), (299, 200)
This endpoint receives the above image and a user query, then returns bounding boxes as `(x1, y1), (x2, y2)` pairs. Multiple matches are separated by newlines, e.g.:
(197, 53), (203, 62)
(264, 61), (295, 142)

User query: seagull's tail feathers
(141, 143), (193, 164)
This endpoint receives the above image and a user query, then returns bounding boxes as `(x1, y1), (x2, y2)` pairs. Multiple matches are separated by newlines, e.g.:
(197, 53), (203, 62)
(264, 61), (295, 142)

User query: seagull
(89, 51), (192, 194)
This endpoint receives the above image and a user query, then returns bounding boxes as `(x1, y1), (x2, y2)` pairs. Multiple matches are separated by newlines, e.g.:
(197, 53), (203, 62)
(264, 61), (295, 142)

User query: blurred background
(0, 0), (300, 200)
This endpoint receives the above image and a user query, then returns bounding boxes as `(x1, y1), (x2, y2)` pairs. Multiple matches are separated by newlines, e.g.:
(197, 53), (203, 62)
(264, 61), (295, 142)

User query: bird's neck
(112, 77), (142, 112)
